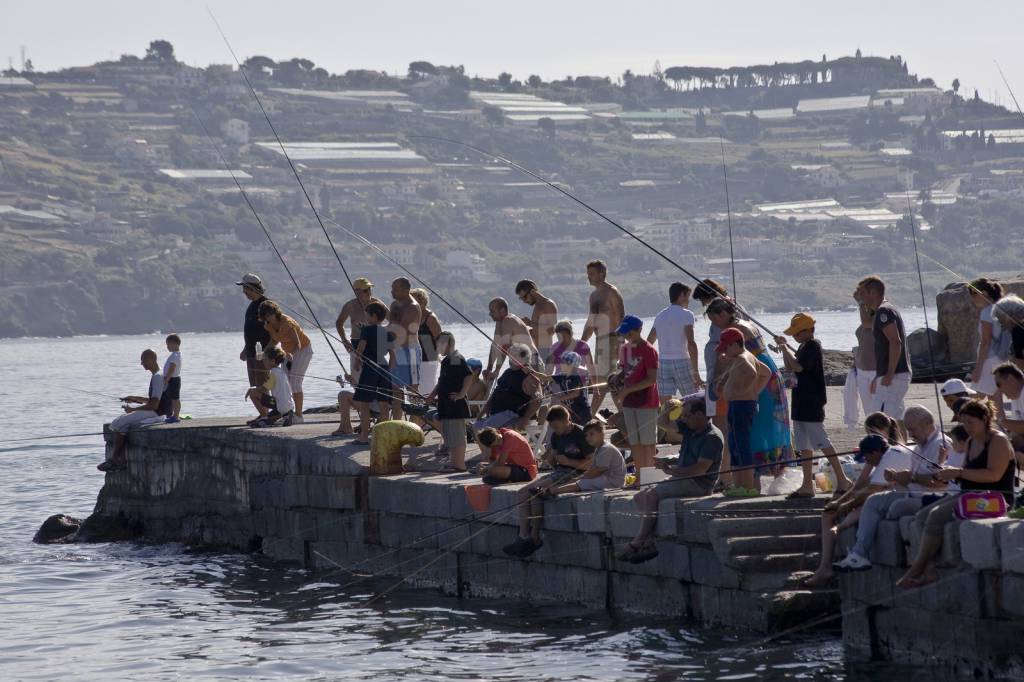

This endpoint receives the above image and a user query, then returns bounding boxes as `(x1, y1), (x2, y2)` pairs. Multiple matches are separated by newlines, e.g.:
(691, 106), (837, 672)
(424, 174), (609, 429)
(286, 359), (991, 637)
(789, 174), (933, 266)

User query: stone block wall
(92, 422), (836, 633)
(839, 515), (1024, 679)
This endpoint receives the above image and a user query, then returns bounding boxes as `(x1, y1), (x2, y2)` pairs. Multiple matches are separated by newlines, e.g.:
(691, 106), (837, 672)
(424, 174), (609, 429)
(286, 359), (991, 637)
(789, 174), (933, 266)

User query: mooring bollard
(369, 420), (425, 474)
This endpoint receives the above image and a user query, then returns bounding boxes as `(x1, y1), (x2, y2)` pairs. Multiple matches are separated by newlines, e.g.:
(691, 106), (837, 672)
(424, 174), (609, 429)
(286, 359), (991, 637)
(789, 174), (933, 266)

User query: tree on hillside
(538, 117), (556, 140)
(952, 78), (960, 96)
(483, 105), (504, 127)
(145, 40), (176, 62)
(498, 72), (513, 90)
(243, 55), (276, 75)
(408, 61), (438, 78)
(527, 74), (542, 88)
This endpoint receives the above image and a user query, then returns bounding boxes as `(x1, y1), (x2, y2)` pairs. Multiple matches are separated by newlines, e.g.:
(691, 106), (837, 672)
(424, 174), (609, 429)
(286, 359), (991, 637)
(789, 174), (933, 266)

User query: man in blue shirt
(616, 396), (723, 563)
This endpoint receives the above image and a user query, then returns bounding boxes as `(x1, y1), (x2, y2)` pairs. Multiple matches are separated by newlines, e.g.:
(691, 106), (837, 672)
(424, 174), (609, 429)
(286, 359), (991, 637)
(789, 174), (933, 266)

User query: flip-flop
(630, 544), (659, 563)
(786, 490), (815, 500)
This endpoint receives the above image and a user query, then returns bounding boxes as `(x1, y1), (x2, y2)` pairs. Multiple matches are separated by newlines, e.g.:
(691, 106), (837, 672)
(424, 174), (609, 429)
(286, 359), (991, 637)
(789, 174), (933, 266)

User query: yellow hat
(352, 277), (373, 290)
(666, 398), (683, 421)
(783, 312), (816, 336)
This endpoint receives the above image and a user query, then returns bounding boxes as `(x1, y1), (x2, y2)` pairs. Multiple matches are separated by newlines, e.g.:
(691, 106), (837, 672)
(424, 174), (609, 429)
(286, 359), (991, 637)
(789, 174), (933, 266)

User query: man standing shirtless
(715, 327), (771, 496)
(580, 260), (624, 414)
(515, 279), (559, 363)
(389, 277), (423, 419)
(485, 297), (541, 380)
(334, 277), (386, 435)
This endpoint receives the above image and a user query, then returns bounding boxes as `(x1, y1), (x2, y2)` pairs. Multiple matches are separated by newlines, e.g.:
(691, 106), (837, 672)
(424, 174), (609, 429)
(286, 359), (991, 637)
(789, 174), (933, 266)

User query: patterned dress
(744, 331), (793, 472)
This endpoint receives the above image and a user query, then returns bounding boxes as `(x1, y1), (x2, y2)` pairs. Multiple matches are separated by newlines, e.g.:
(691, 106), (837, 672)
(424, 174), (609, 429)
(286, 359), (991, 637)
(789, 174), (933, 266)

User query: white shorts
(110, 410), (162, 433)
(419, 360), (439, 395)
(287, 345), (313, 393)
(971, 357), (1001, 396)
(868, 372), (911, 420)
(792, 420), (833, 452)
(855, 368), (876, 415)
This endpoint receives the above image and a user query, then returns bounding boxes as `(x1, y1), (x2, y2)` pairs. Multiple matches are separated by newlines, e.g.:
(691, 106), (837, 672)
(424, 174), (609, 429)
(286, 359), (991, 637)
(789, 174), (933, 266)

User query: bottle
(255, 341), (264, 361)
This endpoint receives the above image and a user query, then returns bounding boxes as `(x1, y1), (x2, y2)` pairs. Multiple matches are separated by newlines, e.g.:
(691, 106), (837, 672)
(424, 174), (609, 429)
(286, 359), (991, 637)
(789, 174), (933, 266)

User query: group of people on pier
(104, 262), (1024, 581)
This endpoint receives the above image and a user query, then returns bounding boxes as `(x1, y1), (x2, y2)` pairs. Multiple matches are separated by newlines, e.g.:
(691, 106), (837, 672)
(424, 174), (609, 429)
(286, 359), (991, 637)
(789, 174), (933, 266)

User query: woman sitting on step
(897, 398), (1015, 588)
(802, 412), (904, 588)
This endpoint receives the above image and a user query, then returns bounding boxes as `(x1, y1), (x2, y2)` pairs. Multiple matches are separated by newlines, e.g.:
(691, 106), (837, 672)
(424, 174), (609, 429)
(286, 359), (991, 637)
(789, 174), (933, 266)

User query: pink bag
(954, 492), (1007, 520)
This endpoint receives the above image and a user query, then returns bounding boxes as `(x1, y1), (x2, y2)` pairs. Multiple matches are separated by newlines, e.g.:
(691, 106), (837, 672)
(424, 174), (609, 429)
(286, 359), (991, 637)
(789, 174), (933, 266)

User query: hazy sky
(3, 1), (1024, 104)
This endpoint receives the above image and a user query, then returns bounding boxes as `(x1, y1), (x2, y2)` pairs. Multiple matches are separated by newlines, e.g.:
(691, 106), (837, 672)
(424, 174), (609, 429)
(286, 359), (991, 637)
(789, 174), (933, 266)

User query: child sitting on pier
(545, 419), (625, 495)
(162, 334), (183, 423)
(476, 427), (537, 484)
(539, 351), (591, 425)
(245, 346), (295, 428)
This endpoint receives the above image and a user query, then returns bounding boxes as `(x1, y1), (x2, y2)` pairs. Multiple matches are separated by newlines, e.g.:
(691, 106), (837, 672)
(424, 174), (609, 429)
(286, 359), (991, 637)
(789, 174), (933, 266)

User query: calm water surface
(0, 309), (943, 680)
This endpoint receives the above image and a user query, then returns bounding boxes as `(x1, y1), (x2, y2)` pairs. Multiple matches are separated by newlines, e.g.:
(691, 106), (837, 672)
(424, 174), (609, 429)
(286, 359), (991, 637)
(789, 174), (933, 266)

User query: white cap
(940, 378), (975, 396)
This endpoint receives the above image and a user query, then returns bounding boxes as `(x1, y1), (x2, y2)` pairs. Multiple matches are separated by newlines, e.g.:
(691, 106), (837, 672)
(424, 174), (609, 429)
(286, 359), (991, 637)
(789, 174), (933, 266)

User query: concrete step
(718, 533), (821, 558)
(728, 552), (821, 573)
(707, 514), (821, 540)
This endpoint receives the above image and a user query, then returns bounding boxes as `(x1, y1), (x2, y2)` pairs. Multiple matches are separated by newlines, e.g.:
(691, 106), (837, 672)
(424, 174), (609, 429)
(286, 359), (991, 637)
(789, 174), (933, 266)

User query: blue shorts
(727, 400), (758, 467)
(354, 366), (392, 404)
(391, 346), (421, 388)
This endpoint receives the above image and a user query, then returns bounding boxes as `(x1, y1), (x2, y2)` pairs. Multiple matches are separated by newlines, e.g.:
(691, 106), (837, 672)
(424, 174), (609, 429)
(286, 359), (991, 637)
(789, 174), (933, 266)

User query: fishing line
(187, 106), (346, 374)
(917, 251), (1024, 334)
(719, 134), (738, 301)
(904, 198), (946, 434)
(406, 135), (783, 340)
(207, 8), (356, 294)
(323, 217), (538, 377)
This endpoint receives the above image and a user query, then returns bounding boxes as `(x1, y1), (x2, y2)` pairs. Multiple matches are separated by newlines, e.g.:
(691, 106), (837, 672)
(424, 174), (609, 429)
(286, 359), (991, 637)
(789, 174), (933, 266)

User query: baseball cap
(858, 434), (889, 457)
(615, 314), (643, 335)
(715, 327), (745, 353)
(783, 312), (816, 336)
(466, 357), (483, 370)
(560, 351), (582, 368)
(236, 272), (262, 287)
(940, 378), (975, 397)
(352, 277), (373, 290)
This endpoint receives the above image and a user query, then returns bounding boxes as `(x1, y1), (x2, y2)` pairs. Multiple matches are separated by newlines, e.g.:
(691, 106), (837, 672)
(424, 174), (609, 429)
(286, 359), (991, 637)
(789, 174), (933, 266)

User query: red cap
(715, 327), (745, 353)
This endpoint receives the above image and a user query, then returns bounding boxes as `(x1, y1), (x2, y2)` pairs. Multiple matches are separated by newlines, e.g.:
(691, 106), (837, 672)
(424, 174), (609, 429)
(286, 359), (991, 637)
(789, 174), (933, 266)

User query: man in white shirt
(647, 282), (702, 403)
(833, 405), (949, 572)
(98, 349), (168, 472)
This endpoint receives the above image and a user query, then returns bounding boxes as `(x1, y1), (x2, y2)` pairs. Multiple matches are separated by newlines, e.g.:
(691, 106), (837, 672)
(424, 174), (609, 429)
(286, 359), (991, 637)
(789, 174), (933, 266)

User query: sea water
(0, 309), (949, 680)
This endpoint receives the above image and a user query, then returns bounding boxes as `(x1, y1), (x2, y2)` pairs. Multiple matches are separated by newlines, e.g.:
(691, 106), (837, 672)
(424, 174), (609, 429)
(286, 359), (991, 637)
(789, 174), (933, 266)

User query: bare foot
(896, 570), (923, 589)
(331, 428), (353, 436)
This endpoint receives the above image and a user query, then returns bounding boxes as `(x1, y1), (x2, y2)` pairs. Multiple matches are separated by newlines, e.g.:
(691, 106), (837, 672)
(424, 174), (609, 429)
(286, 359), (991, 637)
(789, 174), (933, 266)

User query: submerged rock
(33, 514), (83, 544)
(33, 512), (142, 544)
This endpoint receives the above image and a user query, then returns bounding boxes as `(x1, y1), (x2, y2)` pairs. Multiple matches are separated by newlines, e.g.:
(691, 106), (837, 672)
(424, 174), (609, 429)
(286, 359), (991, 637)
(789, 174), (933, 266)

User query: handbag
(954, 492), (1007, 520)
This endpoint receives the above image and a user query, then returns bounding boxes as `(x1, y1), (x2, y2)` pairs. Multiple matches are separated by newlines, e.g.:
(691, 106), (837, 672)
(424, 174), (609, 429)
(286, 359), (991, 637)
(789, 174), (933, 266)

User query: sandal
(615, 543), (643, 562)
(786, 490), (815, 500)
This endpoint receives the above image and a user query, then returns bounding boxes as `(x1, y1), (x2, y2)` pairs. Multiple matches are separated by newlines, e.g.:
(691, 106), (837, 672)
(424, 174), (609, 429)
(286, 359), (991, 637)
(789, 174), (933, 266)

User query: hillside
(2, 44), (1024, 337)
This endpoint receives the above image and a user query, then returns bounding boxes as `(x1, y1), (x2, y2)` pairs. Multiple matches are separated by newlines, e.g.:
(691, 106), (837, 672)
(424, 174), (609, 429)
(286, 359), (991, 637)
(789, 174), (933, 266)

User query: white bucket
(639, 467), (669, 486)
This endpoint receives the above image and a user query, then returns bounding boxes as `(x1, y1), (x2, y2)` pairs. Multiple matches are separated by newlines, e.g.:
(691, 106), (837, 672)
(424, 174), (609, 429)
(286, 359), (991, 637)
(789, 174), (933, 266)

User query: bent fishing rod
(406, 135), (783, 340)
(917, 252), (1024, 333)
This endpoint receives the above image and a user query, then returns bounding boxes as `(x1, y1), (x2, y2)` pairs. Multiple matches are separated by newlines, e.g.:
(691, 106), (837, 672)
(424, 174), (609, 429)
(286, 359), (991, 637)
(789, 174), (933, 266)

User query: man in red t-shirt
(477, 427), (538, 484)
(613, 314), (660, 469)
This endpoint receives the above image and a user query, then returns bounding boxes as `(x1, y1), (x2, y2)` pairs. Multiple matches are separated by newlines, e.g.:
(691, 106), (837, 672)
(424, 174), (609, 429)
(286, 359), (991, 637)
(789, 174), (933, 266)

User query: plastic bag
(767, 466), (804, 496)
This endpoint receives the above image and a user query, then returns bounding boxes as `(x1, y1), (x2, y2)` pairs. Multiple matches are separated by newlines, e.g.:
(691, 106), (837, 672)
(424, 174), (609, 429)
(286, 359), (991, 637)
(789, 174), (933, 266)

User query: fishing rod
(322, 216), (540, 378)
(406, 135), (784, 340)
(185, 106), (426, 401)
(54, 385), (123, 401)
(918, 247), (1024, 334)
(719, 134), (738, 301)
(187, 106), (346, 372)
(207, 9), (357, 296)
(904, 199), (946, 434)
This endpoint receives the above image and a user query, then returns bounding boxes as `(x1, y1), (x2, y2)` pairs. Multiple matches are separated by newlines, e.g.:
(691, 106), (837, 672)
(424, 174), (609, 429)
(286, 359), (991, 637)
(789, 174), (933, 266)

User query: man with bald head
(515, 279), (558, 363)
(485, 297), (541, 381)
(389, 276), (423, 419)
(832, 405), (949, 573)
(98, 349), (170, 472)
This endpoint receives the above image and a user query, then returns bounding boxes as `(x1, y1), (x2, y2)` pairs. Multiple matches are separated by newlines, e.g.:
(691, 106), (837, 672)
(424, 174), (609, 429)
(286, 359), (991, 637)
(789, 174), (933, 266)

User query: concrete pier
(88, 416), (837, 633)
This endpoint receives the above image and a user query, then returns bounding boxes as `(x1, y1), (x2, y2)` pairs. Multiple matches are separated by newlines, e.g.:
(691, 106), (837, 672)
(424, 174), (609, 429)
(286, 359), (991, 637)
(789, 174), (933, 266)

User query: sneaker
(519, 538), (542, 557)
(502, 537), (534, 557)
(833, 551), (872, 572)
(291, 414), (304, 424)
(164, 416), (180, 424)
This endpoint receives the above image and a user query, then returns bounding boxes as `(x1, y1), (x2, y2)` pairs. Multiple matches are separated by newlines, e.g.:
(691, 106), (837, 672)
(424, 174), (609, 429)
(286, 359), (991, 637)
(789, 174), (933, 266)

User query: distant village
(2, 43), (1023, 336)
